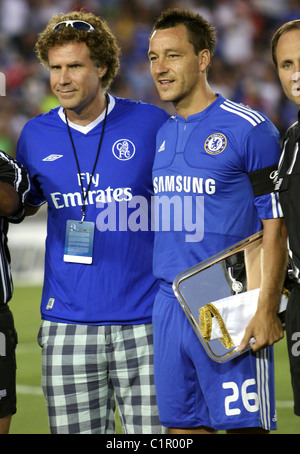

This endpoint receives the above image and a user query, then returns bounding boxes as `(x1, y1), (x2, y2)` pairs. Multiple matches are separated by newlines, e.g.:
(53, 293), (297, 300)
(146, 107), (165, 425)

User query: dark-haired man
(148, 8), (287, 434)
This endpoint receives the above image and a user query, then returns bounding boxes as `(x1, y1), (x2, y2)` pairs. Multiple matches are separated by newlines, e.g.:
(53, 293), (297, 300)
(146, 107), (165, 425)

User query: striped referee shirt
(0, 151), (30, 305)
(277, 113), (300, 283)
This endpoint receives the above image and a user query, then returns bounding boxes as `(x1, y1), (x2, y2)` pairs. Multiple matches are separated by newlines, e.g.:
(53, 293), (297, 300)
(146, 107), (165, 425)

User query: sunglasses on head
(53, 20), (95, 32)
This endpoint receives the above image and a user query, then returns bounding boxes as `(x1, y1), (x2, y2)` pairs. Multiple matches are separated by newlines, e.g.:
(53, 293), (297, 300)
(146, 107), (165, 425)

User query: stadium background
(0, 0), (299, 434)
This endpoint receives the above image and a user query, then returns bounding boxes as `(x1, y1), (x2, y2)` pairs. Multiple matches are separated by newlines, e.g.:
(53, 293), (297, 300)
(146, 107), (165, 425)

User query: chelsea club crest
(204, 133), (227, 155)
(112, 139), (136, 161)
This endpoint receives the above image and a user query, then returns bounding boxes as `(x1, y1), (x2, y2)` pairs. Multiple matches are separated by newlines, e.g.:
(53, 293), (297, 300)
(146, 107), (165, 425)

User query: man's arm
(25, 205), (41, 217)
(0, 182), (22, 217)
(239, 217), (288, 352)
(0, 151), (30, 222)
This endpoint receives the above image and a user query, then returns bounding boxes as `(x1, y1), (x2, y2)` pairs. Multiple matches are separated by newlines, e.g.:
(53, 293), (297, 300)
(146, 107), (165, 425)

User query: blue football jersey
(17, 95), (169, 324)
(152, 94), (282, 284)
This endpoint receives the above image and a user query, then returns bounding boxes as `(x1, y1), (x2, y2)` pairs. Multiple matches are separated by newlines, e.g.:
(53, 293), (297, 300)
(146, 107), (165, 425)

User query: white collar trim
(58, 93), (115, 134)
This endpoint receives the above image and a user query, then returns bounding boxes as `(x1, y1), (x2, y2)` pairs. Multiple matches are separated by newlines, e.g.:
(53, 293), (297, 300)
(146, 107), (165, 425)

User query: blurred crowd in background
(0, 0), (300, 158)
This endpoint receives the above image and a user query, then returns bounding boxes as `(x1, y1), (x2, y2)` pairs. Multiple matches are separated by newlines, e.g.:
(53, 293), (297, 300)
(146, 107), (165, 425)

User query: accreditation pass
(64, 220), (95, 264)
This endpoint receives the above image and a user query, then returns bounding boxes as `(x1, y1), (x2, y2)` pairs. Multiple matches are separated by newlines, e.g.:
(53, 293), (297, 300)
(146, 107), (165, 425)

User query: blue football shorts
(152, 284), (277, 431)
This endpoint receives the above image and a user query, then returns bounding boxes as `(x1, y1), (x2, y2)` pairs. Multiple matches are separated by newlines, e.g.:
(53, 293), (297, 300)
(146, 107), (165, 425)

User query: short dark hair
(271, 20), (300, 68)
(150, 8), (217, 57)
(35, 10), (120, 90)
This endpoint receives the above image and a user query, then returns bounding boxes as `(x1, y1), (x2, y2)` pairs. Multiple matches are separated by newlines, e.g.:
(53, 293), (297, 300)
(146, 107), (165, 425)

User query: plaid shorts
(37, 320), (166, 434)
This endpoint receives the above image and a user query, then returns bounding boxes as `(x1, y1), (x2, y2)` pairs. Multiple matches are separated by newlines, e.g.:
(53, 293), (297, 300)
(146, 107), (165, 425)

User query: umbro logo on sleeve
(43, 154), (63, 162)
(158, 140), (166, 152)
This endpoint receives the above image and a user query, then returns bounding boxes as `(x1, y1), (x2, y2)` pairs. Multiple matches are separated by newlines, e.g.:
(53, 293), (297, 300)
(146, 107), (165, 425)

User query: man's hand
(238, 303), (284, 352)
(238, 217), (287, 352)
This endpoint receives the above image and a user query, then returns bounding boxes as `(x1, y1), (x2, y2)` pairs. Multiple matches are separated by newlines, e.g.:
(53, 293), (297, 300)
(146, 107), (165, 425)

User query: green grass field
(8, 285), (300, 434)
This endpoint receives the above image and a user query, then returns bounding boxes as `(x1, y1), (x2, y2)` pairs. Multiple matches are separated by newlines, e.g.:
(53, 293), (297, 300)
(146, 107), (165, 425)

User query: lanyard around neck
(64, 93), (109, 222)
